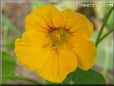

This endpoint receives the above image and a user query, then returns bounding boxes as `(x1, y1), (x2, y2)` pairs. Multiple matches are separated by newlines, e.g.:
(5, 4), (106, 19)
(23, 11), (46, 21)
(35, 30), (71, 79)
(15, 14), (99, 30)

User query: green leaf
(2, 51), (17, 84)
(46, 68), (106, 85)
(2, 15), (20, 34)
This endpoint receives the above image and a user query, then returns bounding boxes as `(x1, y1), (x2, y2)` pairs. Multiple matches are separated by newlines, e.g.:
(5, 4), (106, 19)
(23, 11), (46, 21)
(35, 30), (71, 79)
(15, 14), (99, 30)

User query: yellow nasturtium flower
(15, 4), (96, 83)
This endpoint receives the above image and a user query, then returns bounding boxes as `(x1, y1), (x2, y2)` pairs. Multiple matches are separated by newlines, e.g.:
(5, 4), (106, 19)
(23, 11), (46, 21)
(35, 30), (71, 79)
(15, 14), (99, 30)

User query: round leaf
(46, 68), (106, 85)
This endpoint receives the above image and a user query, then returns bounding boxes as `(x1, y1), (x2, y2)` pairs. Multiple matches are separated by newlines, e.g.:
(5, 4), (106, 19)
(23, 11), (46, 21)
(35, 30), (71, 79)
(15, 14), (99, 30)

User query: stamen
(48, 28), (71, 50)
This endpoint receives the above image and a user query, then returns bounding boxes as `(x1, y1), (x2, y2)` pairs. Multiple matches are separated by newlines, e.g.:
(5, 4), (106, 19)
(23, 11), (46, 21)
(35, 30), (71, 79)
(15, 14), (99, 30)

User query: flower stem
(95, 6), (114, 47)
(96, 29), (114, 46)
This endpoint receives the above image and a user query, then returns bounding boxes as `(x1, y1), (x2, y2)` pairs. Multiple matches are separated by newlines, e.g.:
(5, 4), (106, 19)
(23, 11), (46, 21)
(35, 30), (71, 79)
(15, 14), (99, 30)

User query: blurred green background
(1, 0), (114, 85)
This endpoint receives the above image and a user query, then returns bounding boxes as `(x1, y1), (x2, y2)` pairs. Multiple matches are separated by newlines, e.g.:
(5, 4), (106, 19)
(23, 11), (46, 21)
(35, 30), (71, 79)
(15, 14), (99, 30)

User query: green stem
(96, 29), (114, 46)
(2, 76), (40, 84)
(95, 6), (114, 47)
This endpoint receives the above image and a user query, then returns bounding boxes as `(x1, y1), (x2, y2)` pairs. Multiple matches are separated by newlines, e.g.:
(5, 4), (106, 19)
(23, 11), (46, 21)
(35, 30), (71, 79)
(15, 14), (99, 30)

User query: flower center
(48, 29), (70, 49)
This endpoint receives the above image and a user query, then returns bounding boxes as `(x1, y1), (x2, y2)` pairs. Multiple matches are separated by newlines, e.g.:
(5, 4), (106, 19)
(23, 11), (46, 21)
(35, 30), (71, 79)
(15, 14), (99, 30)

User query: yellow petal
(15, 30), (51, 70)
(25, 13), (49, 32)
(50, 9), (62, 29)
(37, 47), (77, 83)
(69, 37), (96, 70)
(61, 10), (79, 30)
(61, 10), (93, 38)
(26, 4), (62, 32)
(58, 47), (77, 81)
